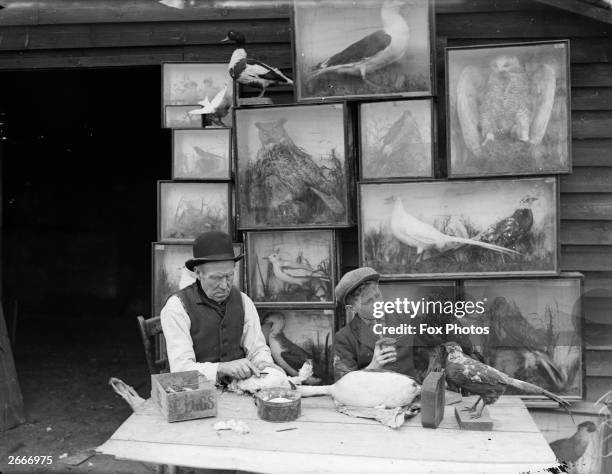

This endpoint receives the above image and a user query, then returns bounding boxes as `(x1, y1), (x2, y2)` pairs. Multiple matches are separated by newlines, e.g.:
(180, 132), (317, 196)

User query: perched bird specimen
(380, 109), (423, 159)
(385, 195), (520, 263)
(222, 31), (293, 97)
(190, 146), (225, 173)
(250, 118), (344, 218)
(310, 0), (410, 87)
(261, 313), (321, 386)
(442, 342), (571, 419)
(549, 421), (597, 464)
(457, 55), (556, 157)
(265, 252), (329, 288)
(188, 85), (232, 126)
(477, 195), (537, 253)
(487, 296), (564, 387)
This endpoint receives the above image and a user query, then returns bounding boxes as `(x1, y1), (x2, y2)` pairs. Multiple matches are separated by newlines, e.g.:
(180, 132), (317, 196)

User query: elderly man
(161, 231), (274, 382)
(333, 267), (482, 383)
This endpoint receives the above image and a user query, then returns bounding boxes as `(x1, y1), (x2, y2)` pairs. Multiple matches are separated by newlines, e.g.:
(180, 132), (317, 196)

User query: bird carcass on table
(298, 370), (421, 428)
(226, 362), (312, 395)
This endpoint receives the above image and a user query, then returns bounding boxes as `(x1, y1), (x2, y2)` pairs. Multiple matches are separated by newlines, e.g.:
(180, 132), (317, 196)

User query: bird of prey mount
(456, 54), (557, 164)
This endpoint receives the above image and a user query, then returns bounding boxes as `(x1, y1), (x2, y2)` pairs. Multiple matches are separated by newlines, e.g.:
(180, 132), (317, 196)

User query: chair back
(136, 315), (168, 375)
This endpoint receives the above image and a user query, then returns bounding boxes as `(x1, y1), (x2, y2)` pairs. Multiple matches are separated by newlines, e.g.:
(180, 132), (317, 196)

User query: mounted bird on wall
(188, 85), (232, 127)
(222, 30), (293, 98)
(309, 0), (410, 88)
(385, 195), (520, 263)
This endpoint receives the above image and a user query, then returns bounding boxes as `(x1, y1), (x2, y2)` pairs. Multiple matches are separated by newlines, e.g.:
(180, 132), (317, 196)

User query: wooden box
(151, 371), (217, 422)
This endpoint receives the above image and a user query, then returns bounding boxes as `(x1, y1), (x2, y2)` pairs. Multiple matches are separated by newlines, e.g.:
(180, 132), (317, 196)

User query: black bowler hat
(185, 231), (243, 271)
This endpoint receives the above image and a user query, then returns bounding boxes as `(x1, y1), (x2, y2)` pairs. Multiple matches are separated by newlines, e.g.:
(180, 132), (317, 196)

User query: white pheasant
(385, 195), (520, 263)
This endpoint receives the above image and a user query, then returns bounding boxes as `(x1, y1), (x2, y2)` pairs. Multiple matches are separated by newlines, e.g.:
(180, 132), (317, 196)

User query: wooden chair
(136, 315), (169, 375)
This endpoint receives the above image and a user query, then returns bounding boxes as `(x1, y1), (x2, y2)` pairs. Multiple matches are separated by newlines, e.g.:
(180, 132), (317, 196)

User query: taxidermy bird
(265, 252), (329, 288)
(178, 266), (195, 290)
(252, 118), (344, 217)
(487, 296), (564, 388)
(457, 55), (556, 157)
(477, 195), (537, 252)
(385, 195), (520, 263)
(261, 313), (321, 384)
(310, 0), (410, 87)
(442, 342), (571, 419)
(222, 30), (293, 97)
(159, 0), (192, 8)
(188, 85), (232, 126)
(191, 146), (225, 173)
(380, 109), (423, 159)
(549, 421), (597, 464)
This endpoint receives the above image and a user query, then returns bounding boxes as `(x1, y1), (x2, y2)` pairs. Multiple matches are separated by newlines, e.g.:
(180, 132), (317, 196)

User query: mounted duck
(221, 30), (293, 98)
(309, 0), (410, 88)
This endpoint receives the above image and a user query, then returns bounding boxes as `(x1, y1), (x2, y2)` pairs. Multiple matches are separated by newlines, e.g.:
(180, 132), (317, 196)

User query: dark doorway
(1, 67), (168, 467)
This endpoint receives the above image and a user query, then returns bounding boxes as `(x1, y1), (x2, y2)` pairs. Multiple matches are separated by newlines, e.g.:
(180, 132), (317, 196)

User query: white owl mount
(446, 40), (571, 178)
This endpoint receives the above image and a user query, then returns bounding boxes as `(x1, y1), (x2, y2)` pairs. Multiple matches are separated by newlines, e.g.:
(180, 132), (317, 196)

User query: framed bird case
(164, 105), (204, 129)
(291, 0), (435, 102)
(157, 180), (232, 242)
(161, 62), (232, 128)
(244, 229), (339, 306)
(172, 128), (232, 180)
(257, 307), (335, 384)
(358, 98), (435, 180)
(151, 242), (244, 318)
(445, 40), (571, 178)
(460, 274), (584, 401)
(358, 177), (559, 279)
(234, 103), (355, 229)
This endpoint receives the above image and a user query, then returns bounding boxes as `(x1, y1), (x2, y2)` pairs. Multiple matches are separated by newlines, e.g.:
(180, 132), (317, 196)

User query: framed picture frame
(158, 181), (231, 242)
(164, 105), (204, 129)
(291, 0), (434, 102)
(152, 242), (245, 317)
(460, 274), (583, 401)
(446, 40), (571, 177)
(359, 98), (435, 180)
(162, 62), (232, 128)
(359, 177), (559, 279)
(258, 307), (335, 384)
(245, 229), (337, 305)
(235, 103), (354, 229)
(172, 128), (232, 180)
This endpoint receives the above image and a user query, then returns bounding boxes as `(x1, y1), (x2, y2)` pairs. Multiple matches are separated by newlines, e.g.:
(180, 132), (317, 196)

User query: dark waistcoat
(176, 283), (245, 363)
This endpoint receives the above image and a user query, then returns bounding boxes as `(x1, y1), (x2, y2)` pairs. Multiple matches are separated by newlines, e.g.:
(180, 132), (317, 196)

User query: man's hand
(254, 361), (280, 372)
(217, 358), (260, 379)
(366, 339), (397, 370)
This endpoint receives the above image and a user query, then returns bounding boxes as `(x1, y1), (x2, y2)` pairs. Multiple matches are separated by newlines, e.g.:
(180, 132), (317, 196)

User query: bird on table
(549, 421), (597, 465)
(309, 0), (410, 88)
(265, 252), (329, 289)
(188, 85), (231, 126)
(477, 195), (538, 252)
(385, 195), (520, 263)
(261, 312), (320, 384)
(222, 30), (293, 98)
(442, 342), (571, 419)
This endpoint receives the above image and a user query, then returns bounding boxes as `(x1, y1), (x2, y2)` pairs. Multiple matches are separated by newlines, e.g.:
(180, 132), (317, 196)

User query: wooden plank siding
(0, 0), (610, 400)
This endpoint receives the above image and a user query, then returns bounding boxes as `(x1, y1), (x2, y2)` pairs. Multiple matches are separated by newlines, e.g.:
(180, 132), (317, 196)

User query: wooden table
(98, 391), (559, 473)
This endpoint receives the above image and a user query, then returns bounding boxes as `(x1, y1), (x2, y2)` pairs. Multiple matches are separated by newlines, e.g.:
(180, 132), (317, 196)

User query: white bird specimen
(159, 0), (193, 9)
(188, 85), (231, 126)
(309, 0), (410, 87)
(265, 252), (328, 287)
(178, 266), (195, 290)
(385, 195), (520, 263)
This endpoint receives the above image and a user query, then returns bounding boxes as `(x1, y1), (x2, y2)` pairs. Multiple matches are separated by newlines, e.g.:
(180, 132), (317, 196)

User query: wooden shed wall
(0, 0), (610, 401)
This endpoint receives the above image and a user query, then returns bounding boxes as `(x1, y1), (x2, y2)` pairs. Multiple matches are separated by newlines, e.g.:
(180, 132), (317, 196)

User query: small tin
(255, 387), (301, 422)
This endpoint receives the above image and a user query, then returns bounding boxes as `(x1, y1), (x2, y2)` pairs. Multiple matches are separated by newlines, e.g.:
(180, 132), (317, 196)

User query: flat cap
(335, 267), (380, 305)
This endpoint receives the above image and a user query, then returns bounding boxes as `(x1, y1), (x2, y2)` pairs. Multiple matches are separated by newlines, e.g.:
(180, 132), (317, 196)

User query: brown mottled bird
(549, 421), (597, 464)
(442, 342), (570, 418)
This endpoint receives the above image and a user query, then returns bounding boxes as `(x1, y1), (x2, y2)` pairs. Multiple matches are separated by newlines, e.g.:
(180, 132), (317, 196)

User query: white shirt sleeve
(160, 291), (273, 382)
(160, 295), (220, 382)
(240, 293), (274, 366)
